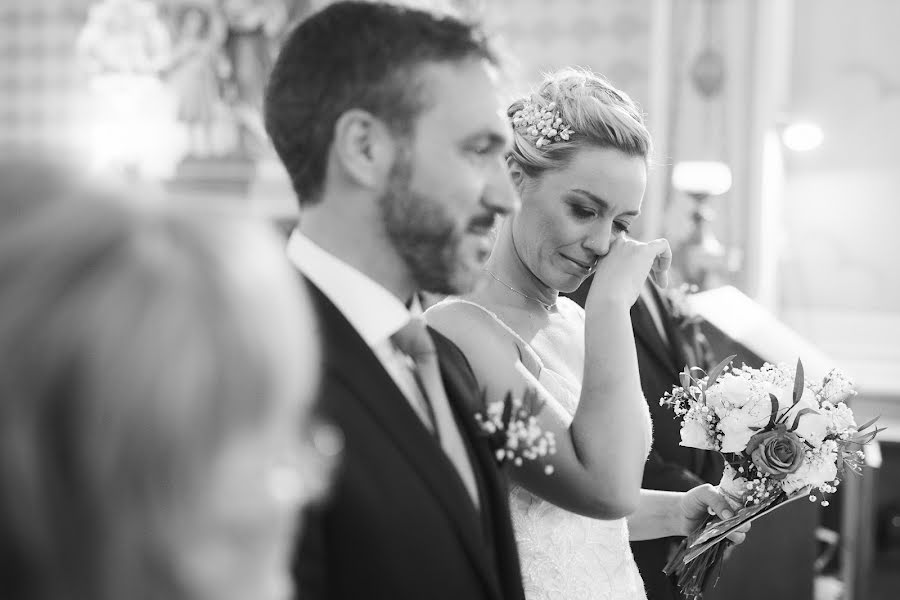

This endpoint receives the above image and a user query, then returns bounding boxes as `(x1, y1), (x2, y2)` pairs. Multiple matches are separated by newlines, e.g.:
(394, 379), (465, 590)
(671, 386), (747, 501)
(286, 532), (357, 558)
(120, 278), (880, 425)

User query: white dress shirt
(286, 230), (434, 430)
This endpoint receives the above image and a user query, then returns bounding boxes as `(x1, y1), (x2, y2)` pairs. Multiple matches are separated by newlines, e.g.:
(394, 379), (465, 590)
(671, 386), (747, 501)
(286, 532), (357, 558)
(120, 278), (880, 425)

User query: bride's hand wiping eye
(586, 236), (672, 310)
(646, 237), (671, 289)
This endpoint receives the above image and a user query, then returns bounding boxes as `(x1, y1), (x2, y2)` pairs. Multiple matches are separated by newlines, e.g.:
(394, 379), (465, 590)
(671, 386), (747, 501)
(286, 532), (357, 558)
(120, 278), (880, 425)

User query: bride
(426, 68), (747, 600)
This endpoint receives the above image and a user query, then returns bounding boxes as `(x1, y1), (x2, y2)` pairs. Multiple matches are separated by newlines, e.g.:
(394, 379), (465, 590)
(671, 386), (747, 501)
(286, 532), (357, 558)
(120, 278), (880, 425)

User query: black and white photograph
(1, 1), (897, 600)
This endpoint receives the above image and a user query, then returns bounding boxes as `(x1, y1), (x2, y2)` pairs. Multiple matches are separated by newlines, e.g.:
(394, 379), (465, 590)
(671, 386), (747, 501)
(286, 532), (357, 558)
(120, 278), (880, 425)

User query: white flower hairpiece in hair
(511, 99), (574, 149)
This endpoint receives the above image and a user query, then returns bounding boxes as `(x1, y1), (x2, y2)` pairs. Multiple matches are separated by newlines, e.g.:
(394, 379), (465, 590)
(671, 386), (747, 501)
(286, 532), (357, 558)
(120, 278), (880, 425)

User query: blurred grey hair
(507, 67), (653, 178)
(0, 178), (311, 600)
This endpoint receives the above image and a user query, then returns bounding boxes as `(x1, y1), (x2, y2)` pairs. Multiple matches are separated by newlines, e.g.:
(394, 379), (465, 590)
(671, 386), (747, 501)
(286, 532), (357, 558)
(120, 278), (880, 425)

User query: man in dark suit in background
(264, 3), (524, 600)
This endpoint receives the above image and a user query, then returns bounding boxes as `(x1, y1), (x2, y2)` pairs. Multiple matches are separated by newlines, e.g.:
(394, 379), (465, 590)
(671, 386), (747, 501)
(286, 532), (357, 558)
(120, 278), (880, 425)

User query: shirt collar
(287, 230), (411, 347)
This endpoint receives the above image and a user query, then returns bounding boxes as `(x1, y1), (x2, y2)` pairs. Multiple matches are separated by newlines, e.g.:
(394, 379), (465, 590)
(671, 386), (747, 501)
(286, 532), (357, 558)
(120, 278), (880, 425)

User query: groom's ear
(331, 109), (396, 189)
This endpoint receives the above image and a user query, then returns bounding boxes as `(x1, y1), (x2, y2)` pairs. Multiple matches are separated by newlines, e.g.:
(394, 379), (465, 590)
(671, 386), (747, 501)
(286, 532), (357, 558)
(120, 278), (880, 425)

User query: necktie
(392, 318), (480, 509)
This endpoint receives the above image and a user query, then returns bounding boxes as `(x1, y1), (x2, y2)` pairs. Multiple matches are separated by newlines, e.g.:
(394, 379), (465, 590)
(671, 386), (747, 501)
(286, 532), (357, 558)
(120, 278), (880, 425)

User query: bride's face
(511, 146), (647, 293)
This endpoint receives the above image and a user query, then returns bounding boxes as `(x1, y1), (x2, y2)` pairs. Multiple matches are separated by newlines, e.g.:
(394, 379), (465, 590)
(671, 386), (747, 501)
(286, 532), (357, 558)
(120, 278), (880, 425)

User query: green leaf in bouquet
(847, 425), (886, 446)
(680, 366), (692, 391)
(855, 416), (881, 432)
(844, 415), (885, 447)
(501, 390), (514, 426)
(792, 358), (805, 405)
(768, 393), (780, 428)
(788, 407), (819, 432)
(704, 354), (736, 391)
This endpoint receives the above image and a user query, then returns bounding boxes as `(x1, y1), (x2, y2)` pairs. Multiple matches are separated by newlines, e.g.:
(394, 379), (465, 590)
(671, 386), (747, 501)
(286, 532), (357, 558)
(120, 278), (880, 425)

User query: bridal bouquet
(660, 356), (883, 599)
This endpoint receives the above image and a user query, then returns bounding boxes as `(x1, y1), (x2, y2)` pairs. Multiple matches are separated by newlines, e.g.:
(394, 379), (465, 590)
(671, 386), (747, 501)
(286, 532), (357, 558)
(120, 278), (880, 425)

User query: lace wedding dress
(431, 298), (647, 600)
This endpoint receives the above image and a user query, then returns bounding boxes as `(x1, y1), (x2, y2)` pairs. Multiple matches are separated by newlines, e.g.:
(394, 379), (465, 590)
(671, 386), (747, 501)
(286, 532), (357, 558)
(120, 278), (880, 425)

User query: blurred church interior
(2, 1), (898, 598)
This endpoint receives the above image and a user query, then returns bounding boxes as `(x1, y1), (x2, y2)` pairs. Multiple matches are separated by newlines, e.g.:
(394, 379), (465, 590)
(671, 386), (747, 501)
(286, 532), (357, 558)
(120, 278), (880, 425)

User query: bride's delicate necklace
(484, 269), (556, 311)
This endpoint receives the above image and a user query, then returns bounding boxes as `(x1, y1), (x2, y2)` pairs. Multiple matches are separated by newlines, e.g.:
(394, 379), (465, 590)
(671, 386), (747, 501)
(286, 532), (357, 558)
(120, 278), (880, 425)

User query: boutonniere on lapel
(664, 283), (715, 372)
(663, 283), (703, 330)
(474, 387), (557, 474)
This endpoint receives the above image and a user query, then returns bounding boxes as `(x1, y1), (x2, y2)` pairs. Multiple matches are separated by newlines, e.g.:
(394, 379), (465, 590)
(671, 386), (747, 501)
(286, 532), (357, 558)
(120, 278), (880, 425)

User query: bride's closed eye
(568, 203), (597, 220)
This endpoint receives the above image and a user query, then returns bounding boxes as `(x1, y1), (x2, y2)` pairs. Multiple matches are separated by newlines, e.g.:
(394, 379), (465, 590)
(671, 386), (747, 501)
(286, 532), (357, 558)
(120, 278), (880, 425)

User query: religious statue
(164, 1), (236, 157)
(220, 0), (289, 156)
(78, 0), (313, 171)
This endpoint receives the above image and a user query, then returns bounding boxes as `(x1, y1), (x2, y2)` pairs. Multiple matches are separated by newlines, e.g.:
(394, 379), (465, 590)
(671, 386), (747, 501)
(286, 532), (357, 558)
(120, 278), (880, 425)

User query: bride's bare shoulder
(426, 296), (505, 342)
(425, 297), (533, 383)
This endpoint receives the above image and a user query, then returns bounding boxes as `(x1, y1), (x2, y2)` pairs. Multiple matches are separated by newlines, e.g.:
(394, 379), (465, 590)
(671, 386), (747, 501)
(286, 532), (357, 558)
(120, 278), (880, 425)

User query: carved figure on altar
(164, 1), (237, 157)
(221, 0), (289, 156)
(77, 0), (306, 177)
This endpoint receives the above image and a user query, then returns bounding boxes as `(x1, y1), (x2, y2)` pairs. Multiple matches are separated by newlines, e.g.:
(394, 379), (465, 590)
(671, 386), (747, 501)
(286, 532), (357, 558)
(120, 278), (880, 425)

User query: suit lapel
(432, 330), (497, 526)
(307, 282), (503, 600)
(650, 284), (692, 372)
(631, 296), (679, 373)
(642, 287), (712, 481)
(433, 328), (512, 600)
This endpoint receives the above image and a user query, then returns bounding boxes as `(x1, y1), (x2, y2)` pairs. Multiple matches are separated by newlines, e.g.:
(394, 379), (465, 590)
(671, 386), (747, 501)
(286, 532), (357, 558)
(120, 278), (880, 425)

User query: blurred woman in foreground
(0, 162), (327, 600)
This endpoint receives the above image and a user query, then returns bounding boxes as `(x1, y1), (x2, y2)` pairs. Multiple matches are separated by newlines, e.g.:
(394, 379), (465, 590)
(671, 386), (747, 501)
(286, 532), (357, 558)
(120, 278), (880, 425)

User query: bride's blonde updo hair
(507, 67), (652, 178)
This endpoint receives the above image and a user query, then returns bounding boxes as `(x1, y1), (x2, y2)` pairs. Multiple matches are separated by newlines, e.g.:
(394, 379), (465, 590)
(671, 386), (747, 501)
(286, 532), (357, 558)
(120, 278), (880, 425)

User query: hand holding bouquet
(661, 356), (883, 599)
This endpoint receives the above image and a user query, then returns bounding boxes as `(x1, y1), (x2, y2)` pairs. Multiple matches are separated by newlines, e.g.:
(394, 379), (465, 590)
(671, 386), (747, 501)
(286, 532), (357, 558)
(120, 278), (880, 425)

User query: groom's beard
(378, 157), (470, 295)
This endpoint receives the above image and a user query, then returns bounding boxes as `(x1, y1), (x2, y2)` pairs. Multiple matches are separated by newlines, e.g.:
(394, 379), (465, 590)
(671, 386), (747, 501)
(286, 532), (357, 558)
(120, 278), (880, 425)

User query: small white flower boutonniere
(474, 387), (557, 474)
(663, 283), (702, 329)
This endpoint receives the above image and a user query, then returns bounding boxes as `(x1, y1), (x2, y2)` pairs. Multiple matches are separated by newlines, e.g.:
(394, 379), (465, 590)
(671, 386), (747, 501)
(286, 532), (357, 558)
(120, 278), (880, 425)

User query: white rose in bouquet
(825, 402), (856, 433)
(717, 411), (757, 453)
(778, 386), (827, 445)
(706, 373), (753, 417)
(717, 389), (785, 453)
(820, 369), (856, 404)
(781, 440), (839, 494)
(756, 380), (794, 414)
(793, 386), (820, 412)
(680, 416), (716, 450)
(792, 410), (830, 446)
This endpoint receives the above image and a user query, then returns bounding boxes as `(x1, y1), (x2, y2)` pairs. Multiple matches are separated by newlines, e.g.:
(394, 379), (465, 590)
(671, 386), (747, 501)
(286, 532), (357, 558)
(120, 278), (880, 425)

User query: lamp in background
(672, 160), (733, 290)
(780, 120), (824, 152)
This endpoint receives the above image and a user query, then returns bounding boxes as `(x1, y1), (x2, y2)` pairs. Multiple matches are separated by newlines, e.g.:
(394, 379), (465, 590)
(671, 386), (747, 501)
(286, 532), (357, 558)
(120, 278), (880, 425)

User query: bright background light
(671, 161), (733, 196)
(781, 121), (824, 152)
(87, 74), (186, 179)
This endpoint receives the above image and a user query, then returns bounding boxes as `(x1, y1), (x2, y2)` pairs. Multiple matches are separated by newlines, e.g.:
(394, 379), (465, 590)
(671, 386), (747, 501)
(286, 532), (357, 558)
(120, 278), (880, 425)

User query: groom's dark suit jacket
(292, 282), (525, 600)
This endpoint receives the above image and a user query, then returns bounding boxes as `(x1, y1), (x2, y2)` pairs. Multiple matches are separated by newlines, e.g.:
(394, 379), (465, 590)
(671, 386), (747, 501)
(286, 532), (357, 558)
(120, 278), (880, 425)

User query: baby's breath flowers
(475, 387), (557, 474)
(511, 99), (574, 149)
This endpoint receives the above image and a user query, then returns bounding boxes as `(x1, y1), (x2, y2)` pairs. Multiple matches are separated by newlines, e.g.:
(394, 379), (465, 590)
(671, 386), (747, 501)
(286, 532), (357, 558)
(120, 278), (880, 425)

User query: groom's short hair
(264, 1), (498, 206)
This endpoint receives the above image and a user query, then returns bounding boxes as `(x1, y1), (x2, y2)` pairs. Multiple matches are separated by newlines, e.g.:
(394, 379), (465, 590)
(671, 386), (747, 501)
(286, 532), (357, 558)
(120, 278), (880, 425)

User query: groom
(264, 3), (524, 600)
